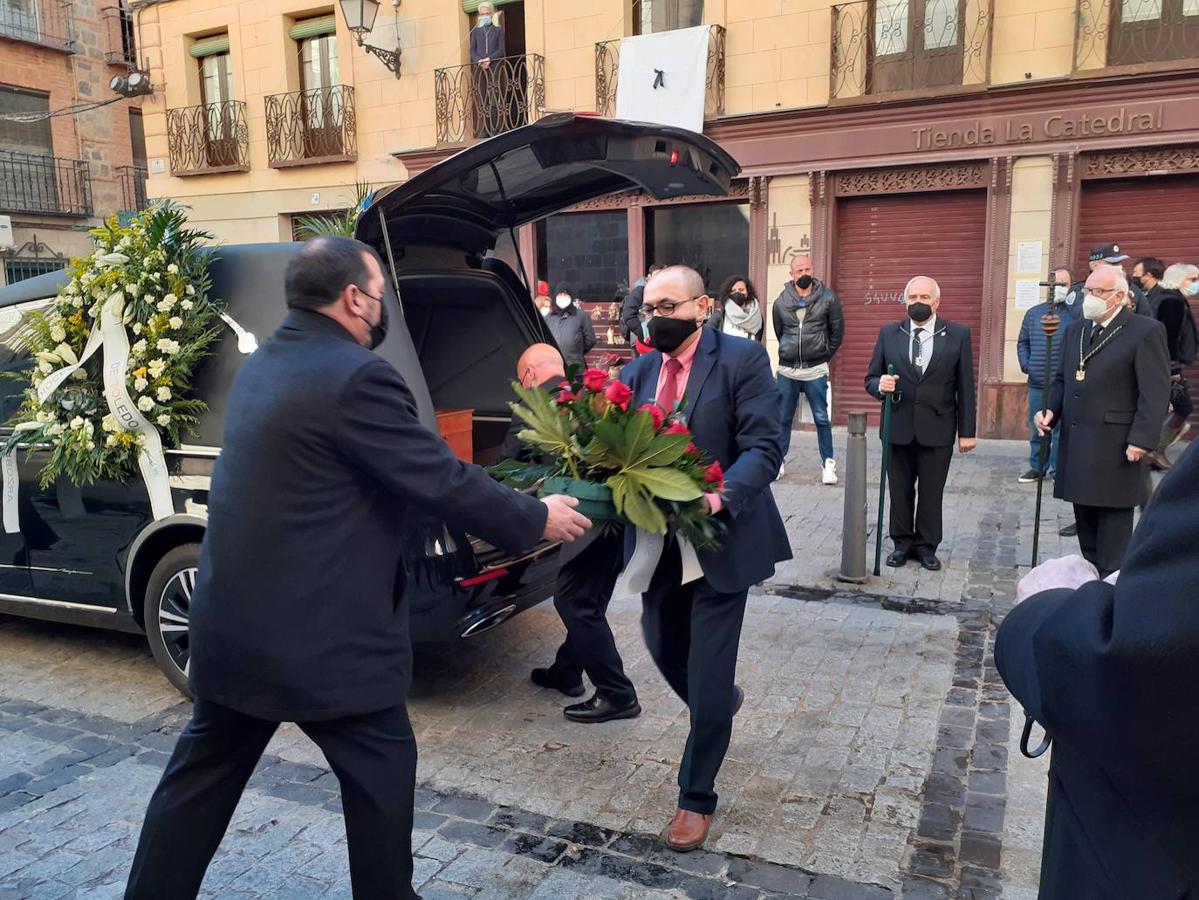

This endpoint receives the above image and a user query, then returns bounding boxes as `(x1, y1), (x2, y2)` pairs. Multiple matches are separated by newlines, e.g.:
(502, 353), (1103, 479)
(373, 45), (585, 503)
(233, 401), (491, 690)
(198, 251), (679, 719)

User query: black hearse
(0, 114), (739, 693)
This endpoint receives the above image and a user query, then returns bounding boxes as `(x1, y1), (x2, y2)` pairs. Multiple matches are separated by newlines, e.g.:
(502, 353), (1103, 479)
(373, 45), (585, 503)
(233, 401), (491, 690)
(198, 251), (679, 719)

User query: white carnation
(168, 316), (183, 330)
(70, 416), (84, 430)
(71, 370), (86, 381)
(156, 339), (180, 355)
(132, 323), (142, 335)
(38, 361), (53, 374)
(86, 441), (96, 450)
(101, 414), (116, 432)
(167, 263), (179, 274)
(126, 283), (141, 297)
(156, 386), (172, 402)
(156, 414), (171, 427)
(180, 300), (194, 310)
(137, 396), (154, 412)
(106, 435), (118, 447)
(134, 377), (148, 392)
(50, 326), (66, 342)
(148, 359), (166, 378)
(185, 285), (195, 296)
(132, 339), (147, 355)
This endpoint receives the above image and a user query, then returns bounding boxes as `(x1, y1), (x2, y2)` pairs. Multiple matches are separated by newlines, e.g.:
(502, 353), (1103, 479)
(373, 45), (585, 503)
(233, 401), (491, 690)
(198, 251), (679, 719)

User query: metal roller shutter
(831, 190), (986, 425)
(1078, 175), (1199, 424)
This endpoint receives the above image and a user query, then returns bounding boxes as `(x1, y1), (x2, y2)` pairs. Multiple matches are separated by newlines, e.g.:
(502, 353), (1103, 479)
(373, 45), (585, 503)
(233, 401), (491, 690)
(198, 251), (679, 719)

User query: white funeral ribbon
(3, 293), (173, 533)
(614, 528), (704, 598)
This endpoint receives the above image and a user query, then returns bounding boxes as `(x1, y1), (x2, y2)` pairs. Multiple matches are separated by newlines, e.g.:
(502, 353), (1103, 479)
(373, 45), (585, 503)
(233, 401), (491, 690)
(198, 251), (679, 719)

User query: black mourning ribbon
(653, 69), (665, 89)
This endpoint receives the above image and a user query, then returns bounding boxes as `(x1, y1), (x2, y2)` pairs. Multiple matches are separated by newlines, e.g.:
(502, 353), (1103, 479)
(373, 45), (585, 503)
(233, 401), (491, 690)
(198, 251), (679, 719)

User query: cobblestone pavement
(0, 431), (1141, 898)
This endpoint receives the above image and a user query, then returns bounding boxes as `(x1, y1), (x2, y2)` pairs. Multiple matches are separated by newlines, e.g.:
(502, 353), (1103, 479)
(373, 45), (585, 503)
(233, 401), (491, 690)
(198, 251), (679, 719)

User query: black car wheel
(144, 543), (200, 697)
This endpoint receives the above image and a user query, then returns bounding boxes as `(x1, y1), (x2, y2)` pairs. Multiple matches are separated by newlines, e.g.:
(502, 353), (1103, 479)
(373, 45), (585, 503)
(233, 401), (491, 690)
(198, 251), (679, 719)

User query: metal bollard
(838, 411), (869, 583)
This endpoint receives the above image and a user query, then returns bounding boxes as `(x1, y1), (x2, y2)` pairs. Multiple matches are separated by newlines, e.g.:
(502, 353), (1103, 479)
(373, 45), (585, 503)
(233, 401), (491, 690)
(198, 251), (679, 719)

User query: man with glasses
(619, 266), (791, 851)
(1035, 265), (1170, 576)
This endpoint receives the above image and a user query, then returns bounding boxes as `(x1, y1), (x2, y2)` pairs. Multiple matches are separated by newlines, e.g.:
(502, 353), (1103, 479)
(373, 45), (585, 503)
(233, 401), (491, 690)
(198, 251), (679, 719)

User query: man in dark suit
(619, 265), (791, 851)
(1035, 265), (1170, 576)
(865, 276), (977, 572)
(996, 444), (1199, 898)
(501, 343), (639, 723)
(124, 238), (591, 900)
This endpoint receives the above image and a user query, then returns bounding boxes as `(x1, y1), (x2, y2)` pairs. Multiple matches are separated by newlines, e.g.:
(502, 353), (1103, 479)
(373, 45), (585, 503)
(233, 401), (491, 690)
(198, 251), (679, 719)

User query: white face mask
(555, 295), (572, 310)
(1053, 285), (1068, 302)
(1082, 293), (1114, 321)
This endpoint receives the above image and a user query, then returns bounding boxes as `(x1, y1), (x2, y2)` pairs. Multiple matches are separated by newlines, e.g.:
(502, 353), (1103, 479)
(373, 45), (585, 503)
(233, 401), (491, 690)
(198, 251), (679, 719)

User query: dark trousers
(125, 699), (417, 900)
(642, 542), (746, 815)
(1072, 504), (1134, 578)
(546, 530), (636, 704)
(887, 441), (954, 554)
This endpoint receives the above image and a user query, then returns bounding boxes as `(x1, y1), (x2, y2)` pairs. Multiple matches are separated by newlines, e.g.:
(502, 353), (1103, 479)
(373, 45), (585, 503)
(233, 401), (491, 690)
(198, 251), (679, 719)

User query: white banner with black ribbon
(613, 528), (704, 598)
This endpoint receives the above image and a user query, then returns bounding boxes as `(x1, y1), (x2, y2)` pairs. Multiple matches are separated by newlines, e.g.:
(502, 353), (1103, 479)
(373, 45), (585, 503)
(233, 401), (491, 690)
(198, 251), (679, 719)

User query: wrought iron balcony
(165, 101), (250, 176)
(102, 3), (136, 67)
(1075, 0), (1199, 70)
(117, 164), (147, 212)
(595, 25), (726, 119)
(0, 150), (92, 217)
(831, 0), (992, 101)
(265, 85), (357, 167)
(0, 0), (75, 51)
(434, 54), (546, 147)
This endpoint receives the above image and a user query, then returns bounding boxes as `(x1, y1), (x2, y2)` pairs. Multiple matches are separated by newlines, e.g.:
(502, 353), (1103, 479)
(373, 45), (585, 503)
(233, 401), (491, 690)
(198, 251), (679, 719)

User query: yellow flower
(133, 367), (148, 379)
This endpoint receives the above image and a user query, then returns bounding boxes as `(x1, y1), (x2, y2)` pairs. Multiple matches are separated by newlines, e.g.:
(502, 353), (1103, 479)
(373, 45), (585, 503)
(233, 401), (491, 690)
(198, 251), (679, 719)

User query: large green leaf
(623, 466), (703, 502)
(608, 473), (667, 533)
(592, 410), (655, 468)
(510, 383), (576, 456)
(633, 432), (690, 469)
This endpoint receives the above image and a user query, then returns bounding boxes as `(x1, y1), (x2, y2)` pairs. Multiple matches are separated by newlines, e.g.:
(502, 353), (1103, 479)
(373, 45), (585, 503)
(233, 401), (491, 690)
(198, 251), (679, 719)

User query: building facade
(132, 0), (1199, 436)
(0, 0), (148, 287)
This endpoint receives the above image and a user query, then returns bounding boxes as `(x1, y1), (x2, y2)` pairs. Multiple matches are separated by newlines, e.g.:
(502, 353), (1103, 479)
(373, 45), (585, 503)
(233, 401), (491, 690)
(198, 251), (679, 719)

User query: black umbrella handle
(1020, 712), (1052, 758)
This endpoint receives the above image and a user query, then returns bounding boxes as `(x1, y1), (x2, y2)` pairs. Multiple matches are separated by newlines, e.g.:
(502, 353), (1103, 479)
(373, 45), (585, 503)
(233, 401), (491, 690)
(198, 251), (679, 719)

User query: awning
(288, 15), (336, 40)
(188, 35), (230, 58)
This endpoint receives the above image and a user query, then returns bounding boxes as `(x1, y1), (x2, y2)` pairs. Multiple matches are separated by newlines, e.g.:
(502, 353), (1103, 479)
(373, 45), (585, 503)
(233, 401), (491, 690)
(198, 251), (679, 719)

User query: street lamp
(338, 0), (402, 78)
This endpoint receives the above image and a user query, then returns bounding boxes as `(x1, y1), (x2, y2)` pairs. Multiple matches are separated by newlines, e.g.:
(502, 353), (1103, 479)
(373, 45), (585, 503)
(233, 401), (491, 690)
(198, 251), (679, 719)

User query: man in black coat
(501, 343), (639, 723)
(996, 442), (1199, 898)
(124, 238), (591, 900)
(620, 264), (664, 352)
(1035, 265), (1170, 576)
(864, 276), (977, 572)
(544, 283), (596, 369)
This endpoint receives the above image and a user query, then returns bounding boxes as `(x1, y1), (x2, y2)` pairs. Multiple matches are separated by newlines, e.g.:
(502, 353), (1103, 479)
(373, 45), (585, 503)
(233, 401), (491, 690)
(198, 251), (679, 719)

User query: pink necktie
(658, 358), (683, 411)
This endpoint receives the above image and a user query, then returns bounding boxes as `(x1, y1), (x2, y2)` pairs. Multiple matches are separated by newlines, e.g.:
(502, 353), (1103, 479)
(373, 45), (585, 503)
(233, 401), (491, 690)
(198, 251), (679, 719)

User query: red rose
(582, 368), (609, 393)
(557, 390), (577, 404)
(639, 403), (666, 430)
(665, 421), (690, 436)
(604, 380), (633, 411)
(686, 442), (700, 456)
(704, 461), (725, 488)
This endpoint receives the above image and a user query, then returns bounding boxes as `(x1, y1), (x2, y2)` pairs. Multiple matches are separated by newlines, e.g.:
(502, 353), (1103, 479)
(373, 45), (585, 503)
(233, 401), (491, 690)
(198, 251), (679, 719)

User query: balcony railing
(1075, 0), (1199, 70)
(265, 85), (357, 167)
(165, 101), (250, 176)
(102, 4), (136, 67)
(595, 25), (726, 119)
(0, 150), (92, 216)
(831, 0), (992, 100)
(117, 164), (147, 211)
(0, 0), (75, 51)
(434, 54), (546, 147)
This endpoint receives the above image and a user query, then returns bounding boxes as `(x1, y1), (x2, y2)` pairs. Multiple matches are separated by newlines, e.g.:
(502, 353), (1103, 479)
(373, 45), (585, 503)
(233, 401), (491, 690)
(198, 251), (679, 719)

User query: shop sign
(912, 104), (1164, 151)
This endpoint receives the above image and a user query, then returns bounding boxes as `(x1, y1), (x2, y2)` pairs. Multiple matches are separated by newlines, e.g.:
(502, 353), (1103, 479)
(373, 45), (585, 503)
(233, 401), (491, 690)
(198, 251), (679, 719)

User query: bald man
(501, 344), (640, 722)
(1035, 266), (1169, 575)
(865, 276), (977, 572)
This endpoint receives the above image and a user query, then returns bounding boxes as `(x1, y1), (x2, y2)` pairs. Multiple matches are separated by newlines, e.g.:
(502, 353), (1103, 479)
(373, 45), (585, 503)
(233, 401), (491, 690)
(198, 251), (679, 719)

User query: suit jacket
(619, 329), (791, 593)
(188, 310), (547, 722)
(864, 318), (977, 447)
(1048, 308), (1170, 508)
(469, 24), (505, 63)
(996, 442), (1199, 899)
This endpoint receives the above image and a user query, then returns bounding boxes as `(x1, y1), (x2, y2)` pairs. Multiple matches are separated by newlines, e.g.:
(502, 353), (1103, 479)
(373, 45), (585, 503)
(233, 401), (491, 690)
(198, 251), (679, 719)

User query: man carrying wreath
(618, 265), (791, 851)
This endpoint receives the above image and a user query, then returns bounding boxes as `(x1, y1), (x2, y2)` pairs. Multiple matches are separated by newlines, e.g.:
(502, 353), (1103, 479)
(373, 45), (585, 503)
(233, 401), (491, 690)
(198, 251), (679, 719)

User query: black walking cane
(1030, 300), (1062, 568)
(873, 364), (898, 576)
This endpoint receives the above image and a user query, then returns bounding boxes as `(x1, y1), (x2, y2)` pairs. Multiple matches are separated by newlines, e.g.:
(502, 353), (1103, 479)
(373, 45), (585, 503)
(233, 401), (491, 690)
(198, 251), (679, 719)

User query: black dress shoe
(1059, 523), (1078, 537)
(917, 550), (942, 571)
(733, 686), (745, 716)
(531, 667), (586, 698)
(885, 549), (908, 568)
(564, 694), (642, 723)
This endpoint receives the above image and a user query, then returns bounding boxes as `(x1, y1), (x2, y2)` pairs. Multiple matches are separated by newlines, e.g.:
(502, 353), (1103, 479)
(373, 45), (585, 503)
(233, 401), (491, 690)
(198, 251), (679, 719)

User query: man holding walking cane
(865, 276), (977, 572)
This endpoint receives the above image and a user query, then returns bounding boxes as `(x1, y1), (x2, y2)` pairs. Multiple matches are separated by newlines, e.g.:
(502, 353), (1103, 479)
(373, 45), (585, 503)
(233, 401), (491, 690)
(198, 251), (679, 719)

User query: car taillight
(457, 568), (509, 588)
(669, 150), (679, 166)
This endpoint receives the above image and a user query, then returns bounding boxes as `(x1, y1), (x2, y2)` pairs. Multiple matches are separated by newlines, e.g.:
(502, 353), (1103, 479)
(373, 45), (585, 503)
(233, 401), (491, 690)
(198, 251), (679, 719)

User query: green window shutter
(289, 15), (337, 40)
(188, 35), (230, 58)
(461, 0), (518, 13)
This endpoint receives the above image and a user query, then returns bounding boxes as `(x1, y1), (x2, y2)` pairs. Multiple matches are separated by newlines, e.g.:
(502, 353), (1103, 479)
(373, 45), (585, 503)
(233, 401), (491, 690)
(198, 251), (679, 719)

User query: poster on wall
(1015, 280), (1042, 310)
(1016, 241), (1044, 275)
(615, 26), (710, 133)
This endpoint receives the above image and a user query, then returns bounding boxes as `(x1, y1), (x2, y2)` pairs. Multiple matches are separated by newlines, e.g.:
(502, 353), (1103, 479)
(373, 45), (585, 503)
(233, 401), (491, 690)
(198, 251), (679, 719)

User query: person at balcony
(1035, 266), (1170, 577)
(1146, 262), (1199, 471)
(469, 2), (507, 139)
(865, 276), (977, 573)
(1016, 268), (1077, 484)
(545, 283), (596, 370)
(773, 254), (844, 484)
(708, 275), (764, 342)
(619, 265), (790, 852)
(500, 343), (640, 724)
(122, 237), (592, 900)
(621, 263), (665, 355)
(1070, 244), (1150, 317)
(535, 279), (552, 316)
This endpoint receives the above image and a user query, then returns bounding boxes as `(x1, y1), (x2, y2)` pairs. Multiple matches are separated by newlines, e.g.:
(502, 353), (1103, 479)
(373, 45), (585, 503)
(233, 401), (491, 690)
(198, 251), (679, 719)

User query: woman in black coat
(707, 275), (764, 342)
(997, 441), (1199, 898)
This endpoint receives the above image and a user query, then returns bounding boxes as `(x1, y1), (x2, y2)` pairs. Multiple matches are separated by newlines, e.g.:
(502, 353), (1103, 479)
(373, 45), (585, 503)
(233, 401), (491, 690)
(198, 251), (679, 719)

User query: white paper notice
(1016, 241), (1043, 275)
(1015, 280), (1043, 310)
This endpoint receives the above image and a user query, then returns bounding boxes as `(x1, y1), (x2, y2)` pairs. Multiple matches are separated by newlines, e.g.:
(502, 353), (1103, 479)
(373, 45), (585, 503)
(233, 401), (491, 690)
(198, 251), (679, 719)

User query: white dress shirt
(910, 313), (937, 374)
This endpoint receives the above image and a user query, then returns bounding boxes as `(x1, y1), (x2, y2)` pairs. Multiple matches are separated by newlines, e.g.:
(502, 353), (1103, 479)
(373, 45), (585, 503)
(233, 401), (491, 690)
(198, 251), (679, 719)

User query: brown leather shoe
(1148, 450), (1172, 472)
(663, 808), (712, 851)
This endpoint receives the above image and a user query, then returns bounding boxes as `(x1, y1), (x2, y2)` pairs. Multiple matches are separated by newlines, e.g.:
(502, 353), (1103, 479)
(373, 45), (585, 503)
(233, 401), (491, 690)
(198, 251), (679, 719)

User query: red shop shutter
(1078, 174), (1199, 425)
(830, 190), (987, 426)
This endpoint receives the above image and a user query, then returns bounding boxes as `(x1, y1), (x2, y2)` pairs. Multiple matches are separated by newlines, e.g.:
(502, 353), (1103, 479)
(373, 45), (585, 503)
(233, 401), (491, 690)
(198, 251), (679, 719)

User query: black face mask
(907, 302), (933, 323)
(728, 291), (748, 305)
(1130, 275), (1144, 291)
(796, 275), (814, 290)
(648, 315), (698, 354)
(358, 294), (389, 350)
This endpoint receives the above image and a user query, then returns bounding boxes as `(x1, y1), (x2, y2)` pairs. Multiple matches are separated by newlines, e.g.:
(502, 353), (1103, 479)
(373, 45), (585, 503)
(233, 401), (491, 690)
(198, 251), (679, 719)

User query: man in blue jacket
(619, 266), (792, 852)
(1016, 268), (1077, 483)
(124, 237), (591, 900)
